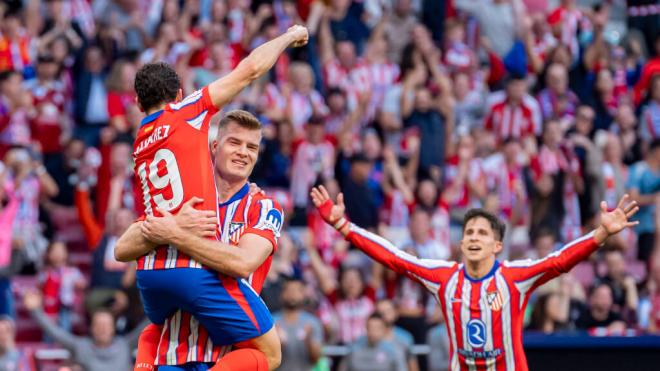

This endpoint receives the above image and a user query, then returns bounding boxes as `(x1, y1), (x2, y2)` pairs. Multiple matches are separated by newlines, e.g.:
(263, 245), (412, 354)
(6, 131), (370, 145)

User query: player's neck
(465, 257), (496, 280)
(145, 103), (169, 116)
(216, 176), (247, 203)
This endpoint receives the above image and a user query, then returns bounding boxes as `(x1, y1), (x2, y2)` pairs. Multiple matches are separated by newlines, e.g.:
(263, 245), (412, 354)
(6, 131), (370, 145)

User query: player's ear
(135, 97), (144, 112)
(211, 140), (218, 155)
(176, 89), (183, 102)
(493, 241), (503, 255)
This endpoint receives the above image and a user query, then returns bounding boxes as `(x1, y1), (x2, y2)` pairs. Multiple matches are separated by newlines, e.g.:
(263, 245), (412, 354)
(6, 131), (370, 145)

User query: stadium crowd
(0, 0), (659, 370)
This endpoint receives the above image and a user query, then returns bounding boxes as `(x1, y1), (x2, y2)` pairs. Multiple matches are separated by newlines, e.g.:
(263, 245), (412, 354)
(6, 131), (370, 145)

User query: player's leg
(184, 272), (280, 370)
(134, 323), (161, 371)
(224, 327), (281, 370)
(135, 269), (185, 325)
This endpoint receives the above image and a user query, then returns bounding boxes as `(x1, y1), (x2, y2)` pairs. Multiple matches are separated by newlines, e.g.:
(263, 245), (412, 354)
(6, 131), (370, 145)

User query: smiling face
(212, 121), (261, 182)
(460, 216), (503, 264)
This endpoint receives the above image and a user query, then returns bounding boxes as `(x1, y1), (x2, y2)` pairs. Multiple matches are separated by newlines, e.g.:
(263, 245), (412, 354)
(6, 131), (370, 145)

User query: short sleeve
(168, 86), (220, 133)
(305, 314), (324, 343)
(625, 164), (641, 191)
(245, 198), (284, 254)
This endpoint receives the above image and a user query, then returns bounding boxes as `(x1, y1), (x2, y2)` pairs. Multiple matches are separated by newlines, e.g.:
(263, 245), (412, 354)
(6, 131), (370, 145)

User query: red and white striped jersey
(345, 223), (600, 371)
(133, 87), (220, 271)
(484, 92), (541, 142)
(155, 184), (282, 366)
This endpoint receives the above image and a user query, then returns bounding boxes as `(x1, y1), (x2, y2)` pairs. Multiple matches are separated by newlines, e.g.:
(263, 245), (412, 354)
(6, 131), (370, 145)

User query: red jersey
(484, 92), (541, 142)
(345, 223), (600, 371)
(155, 185), (282, 365)
(133, 87), (219, 270)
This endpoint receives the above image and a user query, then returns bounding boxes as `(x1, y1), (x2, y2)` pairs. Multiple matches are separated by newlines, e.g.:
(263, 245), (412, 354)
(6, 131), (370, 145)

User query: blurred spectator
(575, 283), (627, 333)
(290, 117), (335, 224)
(597, 249), (639, 324)
(625, 139), (660, 262)
(23, 291), (145, 371)
(640, 75), (660, 144)
(0, 315), (30, 370)
(382, 0), (417, 64)
(339, 313), (408, 371)
(0, 172), (22, 317)
(0, 71), (33, 158)
(537, 63), (579, 122)
(426, 321), (450, 371)
(38, 242), (86, 332)
(105, 60), (137, 134)
(527, 291), (570, 333)
(372, 299), (418, 371)
(610, 102), (643, 165)
(3, 147), (58, 271)
(273, 277), (324, 371)
(341, 153), (379, 230)
(73, 46), (109, 146)
(484, 74), (542, 143)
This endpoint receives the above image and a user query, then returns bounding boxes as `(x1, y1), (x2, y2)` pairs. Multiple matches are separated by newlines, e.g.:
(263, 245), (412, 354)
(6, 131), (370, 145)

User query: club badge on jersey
(486, 290), (503, 311)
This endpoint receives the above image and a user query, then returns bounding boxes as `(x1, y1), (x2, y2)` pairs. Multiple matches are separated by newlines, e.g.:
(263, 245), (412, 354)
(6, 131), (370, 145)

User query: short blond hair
(218, 110), (262, 132)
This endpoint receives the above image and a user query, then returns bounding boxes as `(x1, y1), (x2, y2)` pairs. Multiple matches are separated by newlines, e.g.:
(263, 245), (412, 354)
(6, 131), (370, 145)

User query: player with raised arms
(310, 185), (639, 371)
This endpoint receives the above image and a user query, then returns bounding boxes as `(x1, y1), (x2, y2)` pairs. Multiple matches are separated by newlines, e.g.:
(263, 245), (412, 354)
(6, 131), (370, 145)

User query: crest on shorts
(486, 290), (503, 311)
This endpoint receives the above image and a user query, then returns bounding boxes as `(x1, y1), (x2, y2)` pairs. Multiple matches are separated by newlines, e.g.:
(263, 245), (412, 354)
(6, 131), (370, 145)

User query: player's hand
(287, 25), (308, 48)
(594, 194), (639, 244)
(310, 185), (345, 225)
(142, 210), (181, 245)
(173, 197), (217, 238)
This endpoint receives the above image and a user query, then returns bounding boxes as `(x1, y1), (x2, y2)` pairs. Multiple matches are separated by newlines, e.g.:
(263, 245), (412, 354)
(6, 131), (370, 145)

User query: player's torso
(440, 264), (524, 371)
(156, 189), (275, 366)
(133, 108), (217, 270)
(216, 186), (273, 291)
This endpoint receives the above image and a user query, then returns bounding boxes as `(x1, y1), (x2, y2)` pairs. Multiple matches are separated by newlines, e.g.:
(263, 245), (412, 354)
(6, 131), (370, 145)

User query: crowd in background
(0, 0), (660, 370)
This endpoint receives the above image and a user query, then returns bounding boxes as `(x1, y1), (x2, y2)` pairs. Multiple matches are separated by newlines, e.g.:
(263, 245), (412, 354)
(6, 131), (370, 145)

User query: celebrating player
(118, 25), (308, 370)
(310, 185), (639, 371)
(116, 111), (283, 370)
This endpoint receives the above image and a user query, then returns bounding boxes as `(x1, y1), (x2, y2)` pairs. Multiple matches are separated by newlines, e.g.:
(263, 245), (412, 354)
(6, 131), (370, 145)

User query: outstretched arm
(208, 25), (308, 108)
(310, 186), (453, 287)
(507, 195), (639, 292)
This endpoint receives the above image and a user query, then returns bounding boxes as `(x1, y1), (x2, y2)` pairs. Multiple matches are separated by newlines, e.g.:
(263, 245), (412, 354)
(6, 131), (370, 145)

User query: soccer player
(116, 110), (283, 370)
(120, 25), (307, 370)
(310, 186), (639, 371)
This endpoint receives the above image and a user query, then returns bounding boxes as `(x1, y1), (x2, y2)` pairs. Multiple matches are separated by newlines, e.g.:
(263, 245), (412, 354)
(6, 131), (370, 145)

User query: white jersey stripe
(186, 316), (199, 362)
(462, 280), (477, 371)
(444, 270), (460, 371)
(514, 272), (545, 308)
(480, 277), (496, 371)
(166, 311), (181, 365)
(496, 272), (515, 370)
(203, 336), (213, 362)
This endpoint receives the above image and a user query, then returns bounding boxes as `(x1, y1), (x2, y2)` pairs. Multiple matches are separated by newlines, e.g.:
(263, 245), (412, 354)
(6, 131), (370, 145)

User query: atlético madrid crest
(486, 291), (503, 311)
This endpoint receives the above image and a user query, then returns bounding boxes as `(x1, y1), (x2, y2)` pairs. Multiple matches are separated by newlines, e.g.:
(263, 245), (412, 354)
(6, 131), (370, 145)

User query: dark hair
(463, 209), (506, 241)
(367, 312), (385, 324)
(134, 62), (181, 112)
(0, 70), (20, 84)
(218, 109), (262, 132)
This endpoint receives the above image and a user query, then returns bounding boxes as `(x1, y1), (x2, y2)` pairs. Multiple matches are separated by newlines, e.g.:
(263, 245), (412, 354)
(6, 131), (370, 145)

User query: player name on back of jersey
(134, 125), (171, 157)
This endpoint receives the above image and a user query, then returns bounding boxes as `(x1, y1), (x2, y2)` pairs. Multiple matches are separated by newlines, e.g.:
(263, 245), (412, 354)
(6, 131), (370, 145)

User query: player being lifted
(123, 25), (308, 371)
(310, 186), (639, 371)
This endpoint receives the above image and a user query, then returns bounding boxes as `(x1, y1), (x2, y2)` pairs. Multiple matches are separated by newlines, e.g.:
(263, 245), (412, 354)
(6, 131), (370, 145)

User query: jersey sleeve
(168, 86), (219, 133)
(504, 231), (599, 298)
(345, 223), (455, 290)
(245, 197), (284, 254)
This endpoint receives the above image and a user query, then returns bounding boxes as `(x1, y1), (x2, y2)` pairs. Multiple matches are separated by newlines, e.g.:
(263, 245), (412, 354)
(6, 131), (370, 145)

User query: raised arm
(506, 195), (639, 292)
(310, 186), (453, 287)
(208, 25), (308, 108)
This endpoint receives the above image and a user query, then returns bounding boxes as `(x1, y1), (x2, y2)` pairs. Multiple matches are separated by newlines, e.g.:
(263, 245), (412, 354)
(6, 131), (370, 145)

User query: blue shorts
(158, 363), (213, 371)
(136, 268), (273, 346)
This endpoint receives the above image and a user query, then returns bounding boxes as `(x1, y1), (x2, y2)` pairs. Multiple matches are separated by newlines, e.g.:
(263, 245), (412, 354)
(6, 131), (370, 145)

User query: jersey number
(137, 148), (184, 214)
